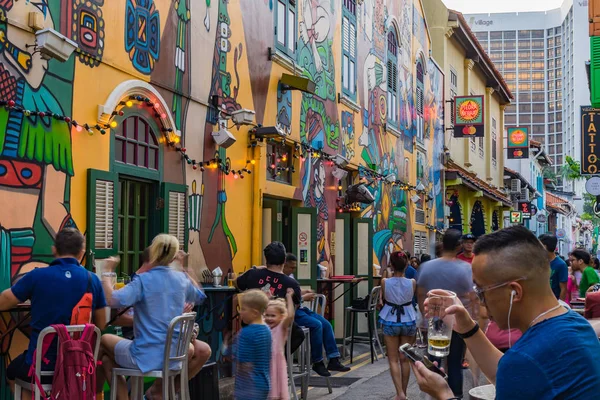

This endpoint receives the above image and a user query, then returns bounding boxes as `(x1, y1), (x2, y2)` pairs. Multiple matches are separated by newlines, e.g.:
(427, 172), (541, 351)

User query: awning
(445, 161), (512, 206)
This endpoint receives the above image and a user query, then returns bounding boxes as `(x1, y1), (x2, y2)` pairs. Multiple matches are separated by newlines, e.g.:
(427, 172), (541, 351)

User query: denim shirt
(111, 266), (206, 373)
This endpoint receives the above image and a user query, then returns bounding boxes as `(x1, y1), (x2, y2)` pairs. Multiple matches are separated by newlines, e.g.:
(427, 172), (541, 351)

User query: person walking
(539, 234), (568, 301)
(416, 229), (474, 399)
(379, 251), (416, 400)
(412, 226), (600, 400)
(569, 249), (600, 297)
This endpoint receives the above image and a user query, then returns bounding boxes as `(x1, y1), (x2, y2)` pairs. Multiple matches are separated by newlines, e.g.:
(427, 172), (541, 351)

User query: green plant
(560, 156), (585, 182)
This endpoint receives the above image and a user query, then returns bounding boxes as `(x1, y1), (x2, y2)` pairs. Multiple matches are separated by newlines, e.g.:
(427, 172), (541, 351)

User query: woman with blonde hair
(99, 234), (206, 400)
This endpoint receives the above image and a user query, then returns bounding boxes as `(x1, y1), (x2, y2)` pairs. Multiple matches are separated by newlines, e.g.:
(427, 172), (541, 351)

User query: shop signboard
(581, 106), (600, 175)
(507, 127), (529, 159)
(453, 95), (484, 137)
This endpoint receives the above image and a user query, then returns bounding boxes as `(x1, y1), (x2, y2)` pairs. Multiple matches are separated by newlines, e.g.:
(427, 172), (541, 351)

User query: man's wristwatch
(457, 322), (480, 339)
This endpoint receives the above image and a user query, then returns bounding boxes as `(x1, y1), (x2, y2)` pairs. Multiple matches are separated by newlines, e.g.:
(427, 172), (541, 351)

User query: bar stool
(342, 286), (384, 364)
(306, 294), (332, 394)
(287, 326), (311, 400)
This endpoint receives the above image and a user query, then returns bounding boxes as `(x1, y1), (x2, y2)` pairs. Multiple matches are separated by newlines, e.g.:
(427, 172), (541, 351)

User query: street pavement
(306, 344), (489, 399)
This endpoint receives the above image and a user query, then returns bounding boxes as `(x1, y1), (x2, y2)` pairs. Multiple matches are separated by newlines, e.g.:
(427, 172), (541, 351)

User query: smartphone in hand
(400, 343), (448, 379)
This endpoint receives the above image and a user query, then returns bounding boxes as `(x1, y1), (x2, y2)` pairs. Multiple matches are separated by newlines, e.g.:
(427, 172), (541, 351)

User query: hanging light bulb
(76, 125), (83, 132)
(250, 159), (256, 165)
(234, 173), (239, 179)
(110, 121), (118, 128)
(125, 100), (133, 107)
(154, 103), (160, 109)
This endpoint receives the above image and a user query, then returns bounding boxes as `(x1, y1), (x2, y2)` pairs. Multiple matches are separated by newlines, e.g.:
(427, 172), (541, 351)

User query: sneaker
(327, 357), (351, 372)
(312, 361), (331, 377)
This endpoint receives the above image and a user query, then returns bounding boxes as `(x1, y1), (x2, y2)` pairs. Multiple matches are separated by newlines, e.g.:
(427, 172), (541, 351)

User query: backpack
(71, 272), (94, 325)
(30, 324), (97, 400)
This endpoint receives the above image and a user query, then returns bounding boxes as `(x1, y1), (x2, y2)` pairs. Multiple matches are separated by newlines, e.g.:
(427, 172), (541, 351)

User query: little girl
(264, 288), (296, 400)
(379, 251), (416, 400)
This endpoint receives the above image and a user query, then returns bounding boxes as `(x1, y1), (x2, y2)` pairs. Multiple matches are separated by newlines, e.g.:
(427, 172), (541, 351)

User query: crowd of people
(380, 226), (600, 400)
(3, 225), (600, 400)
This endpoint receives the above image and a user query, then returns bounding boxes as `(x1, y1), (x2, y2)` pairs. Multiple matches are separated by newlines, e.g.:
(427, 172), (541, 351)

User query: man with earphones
(411, 225), (600, 400)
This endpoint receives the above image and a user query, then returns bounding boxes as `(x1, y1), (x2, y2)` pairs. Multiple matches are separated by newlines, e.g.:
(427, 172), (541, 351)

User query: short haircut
(390, 251), (408, 273)
(285, 253), (297, 263)
(242, 289), (270, 313)
(421, 254), (431, 263)
(264, 242), (286, 266)
(442, 229), (462, 252)
(538, 234), (558, 253)
(571, 249), (591, 265)
(148, 234), (179, 266)
(54, 228), (85, 257)
(474, 225), (549, 283)
(594, 258), (600, 269)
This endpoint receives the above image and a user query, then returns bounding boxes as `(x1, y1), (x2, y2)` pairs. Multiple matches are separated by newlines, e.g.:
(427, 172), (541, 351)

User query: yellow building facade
(424, 3), (513, 235)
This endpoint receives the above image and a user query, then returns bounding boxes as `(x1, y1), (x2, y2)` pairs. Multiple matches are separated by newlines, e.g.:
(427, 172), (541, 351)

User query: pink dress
(268, 322), (289, 400)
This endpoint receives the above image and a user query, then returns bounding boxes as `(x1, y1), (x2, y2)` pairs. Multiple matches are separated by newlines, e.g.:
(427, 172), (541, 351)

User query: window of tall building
(504, 62), (516, 71)
(521, 114), (532, 124)
(519, 104), (531, 113)
(532, 125), (545, 134)
(505, 41), (516, 50)
(532, 114), (545, 124)
(556, 122), (562, 131)
(519, 30), (530, 38)
(490, 41), (504, 50)
(547, 38), (555, 47)
(519, 40), (530, 49)
(519, 51), (530, 60)
(490, 31), (502, 40)
(532, 30), (544, 38)
(506, 104), (516, 114)
(504, 52), (516, 61)
(475, 32), (488, 41)
(506, 114), (517, 125)
(504, 31), (516, 39)
(490, 52), (502, 61)
(531, 93), (545, 102)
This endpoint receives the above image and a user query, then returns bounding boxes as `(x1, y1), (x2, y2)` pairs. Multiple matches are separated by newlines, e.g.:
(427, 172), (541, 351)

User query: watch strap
(458, 322), (479, 339)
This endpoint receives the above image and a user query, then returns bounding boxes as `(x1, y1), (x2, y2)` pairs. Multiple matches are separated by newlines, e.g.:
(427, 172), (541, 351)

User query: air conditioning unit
(510, 179), (521, 193)
(520, 188), (530, 201)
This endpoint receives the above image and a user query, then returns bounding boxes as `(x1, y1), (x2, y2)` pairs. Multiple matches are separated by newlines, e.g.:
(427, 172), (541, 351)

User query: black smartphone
(400, 343), (448, 379)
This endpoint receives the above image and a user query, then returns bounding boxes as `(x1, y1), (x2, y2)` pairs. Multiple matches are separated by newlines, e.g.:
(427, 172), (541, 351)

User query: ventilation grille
(95, 179), (114, 249)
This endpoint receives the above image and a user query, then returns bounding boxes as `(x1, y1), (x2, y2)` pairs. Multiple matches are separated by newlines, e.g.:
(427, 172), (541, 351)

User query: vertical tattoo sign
(581, 106), (600, 175)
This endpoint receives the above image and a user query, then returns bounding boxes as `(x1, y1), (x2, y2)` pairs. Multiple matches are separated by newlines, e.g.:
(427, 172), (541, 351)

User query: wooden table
(469, 384), (496, 400)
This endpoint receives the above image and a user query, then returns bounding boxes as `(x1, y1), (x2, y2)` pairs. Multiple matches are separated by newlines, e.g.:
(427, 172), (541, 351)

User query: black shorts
(6, 351), (53, 384)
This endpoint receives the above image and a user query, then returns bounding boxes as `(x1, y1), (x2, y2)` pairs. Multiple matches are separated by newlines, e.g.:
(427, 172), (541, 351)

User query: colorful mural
(125, 0), (161, 75)
(427, 59), (445, 230)
(65, 0), (105, 67)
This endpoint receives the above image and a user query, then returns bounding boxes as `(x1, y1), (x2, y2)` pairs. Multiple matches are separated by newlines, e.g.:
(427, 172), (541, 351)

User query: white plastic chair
(111, 312), (196, 400)
(14, 324), (102, 400)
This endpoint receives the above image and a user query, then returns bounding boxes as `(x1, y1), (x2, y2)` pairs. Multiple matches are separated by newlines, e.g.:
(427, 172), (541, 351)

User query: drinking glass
(228, 272), (237, 287)
(426, 290), (457, 357)
(115, 277), (125, 290)
(102, 272), (117, 289)
(123, 276), (131, 285)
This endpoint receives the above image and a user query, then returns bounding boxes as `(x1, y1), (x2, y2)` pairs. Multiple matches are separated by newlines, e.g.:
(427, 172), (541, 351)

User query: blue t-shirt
(11, 258), (107, 364)
(550, 257), (568, 299)
(234, 324), (272, 399)
(496, 310), (600, 399)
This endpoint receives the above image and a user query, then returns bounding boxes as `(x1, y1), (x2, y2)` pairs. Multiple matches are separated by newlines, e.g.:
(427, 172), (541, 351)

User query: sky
(442, 0), (565, 14)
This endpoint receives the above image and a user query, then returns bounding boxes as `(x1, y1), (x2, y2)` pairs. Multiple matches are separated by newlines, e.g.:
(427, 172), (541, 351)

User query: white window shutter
(168, 191), (186, 244)
(94, 179), (114, 249)
(343, 16), (349, 52)
(350, 22), (356, 58)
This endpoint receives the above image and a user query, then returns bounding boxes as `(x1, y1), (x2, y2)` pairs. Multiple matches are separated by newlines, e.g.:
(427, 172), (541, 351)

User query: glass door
(118, 179), (152, 275)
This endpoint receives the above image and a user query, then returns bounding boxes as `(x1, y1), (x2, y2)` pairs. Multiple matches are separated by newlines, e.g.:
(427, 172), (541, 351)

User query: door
(262, 198), (283, 258)
(118, 179), (153, 275)
(290, 207), (317, 288)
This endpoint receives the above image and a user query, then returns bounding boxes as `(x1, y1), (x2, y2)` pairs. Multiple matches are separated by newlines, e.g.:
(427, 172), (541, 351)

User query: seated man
(2, 228), (107, 397)
(283, 253), (350, 376)
(101, 249), (211, 400)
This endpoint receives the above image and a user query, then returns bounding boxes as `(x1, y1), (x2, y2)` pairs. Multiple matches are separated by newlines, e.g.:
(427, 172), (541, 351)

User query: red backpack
(30, 324), (97, 400)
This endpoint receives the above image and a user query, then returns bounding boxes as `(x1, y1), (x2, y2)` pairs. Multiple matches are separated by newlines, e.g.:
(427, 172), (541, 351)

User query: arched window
(115, 116), (159, 170)
(387, 30), (399, 125)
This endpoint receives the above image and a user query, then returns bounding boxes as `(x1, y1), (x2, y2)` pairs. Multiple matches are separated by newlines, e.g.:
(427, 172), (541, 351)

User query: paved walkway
(306, 345), (489, 399)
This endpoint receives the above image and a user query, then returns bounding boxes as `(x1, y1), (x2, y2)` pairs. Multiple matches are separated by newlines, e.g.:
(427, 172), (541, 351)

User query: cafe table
(469, 384), (496, 400)
(316, 276), (366, 322)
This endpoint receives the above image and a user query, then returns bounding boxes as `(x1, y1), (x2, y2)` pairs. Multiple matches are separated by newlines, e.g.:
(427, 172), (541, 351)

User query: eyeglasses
(473, 277), (527, 304)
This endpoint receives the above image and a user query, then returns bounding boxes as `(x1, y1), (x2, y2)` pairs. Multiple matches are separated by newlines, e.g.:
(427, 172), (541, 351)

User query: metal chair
(342, 286), (385, 363)
(287, 325), (311, 400)
(111, 312), (196, 400)
(306, 294), (333, 394)
(15, 324), (102, 400)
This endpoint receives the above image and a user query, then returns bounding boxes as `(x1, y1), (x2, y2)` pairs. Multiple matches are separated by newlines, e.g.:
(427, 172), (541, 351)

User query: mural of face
(314, 160), (326, 199)
(1, 0), (53, 89)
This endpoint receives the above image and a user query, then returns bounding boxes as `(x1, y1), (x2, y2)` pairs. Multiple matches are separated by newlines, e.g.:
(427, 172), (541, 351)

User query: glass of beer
(228, 272), (237, 287)
(426, 290), (456, 357)
(115, 277), (125, 290)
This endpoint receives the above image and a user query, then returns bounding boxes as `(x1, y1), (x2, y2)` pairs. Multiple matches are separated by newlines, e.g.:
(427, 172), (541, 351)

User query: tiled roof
(445, 160), (512, 206)
(546, 192), (572, 215)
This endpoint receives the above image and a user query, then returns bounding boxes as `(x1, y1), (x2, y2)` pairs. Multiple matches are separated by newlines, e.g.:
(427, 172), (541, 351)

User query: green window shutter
(86, 169), (119, 267)
(591, 37), (600, 108)
(161, 183), (188, 251)
(342, 6), (357, 100)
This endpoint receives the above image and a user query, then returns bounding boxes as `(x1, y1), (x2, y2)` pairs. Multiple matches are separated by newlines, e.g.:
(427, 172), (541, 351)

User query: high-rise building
(465, 0), (588, 207)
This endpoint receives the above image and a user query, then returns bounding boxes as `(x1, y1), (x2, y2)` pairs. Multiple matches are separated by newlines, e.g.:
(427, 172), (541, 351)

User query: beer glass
(427, 290), (456, 357)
